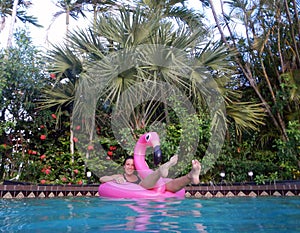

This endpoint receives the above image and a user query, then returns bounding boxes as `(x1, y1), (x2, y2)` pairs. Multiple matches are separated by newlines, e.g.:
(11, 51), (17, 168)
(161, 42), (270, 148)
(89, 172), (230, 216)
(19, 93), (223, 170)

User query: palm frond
(37, 81), (75, 110)
(47, 43), (83, 83)
(165, 5), (206, 30)
(227, 102), (266, 134)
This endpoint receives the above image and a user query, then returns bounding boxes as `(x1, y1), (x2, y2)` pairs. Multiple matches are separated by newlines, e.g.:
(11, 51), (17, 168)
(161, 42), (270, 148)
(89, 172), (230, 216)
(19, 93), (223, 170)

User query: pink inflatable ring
(98, 132), (185, 198)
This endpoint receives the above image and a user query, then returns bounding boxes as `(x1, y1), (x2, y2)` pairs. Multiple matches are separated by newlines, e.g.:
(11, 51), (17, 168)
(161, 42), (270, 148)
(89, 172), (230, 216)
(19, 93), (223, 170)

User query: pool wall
(1, 181), (300, 198)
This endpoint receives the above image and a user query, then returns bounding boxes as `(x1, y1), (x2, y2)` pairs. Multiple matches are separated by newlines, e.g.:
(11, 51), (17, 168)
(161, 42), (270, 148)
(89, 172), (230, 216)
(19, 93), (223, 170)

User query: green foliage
(254, 174), (267, 185)
(0, 30), (45, 180)
(0, 31), (91, 184)
(207, 125), (295, 184)
(275, 121), (300, 180)
(276, 121), (300, 158)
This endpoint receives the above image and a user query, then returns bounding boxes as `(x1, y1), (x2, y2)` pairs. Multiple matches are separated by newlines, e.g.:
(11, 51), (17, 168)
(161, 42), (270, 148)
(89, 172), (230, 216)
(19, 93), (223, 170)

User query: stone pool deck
(1, 181), (300, 199)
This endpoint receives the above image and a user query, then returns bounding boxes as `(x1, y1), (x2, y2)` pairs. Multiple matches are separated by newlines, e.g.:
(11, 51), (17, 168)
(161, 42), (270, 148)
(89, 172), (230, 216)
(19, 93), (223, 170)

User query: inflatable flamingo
(98, 132), (185, 198)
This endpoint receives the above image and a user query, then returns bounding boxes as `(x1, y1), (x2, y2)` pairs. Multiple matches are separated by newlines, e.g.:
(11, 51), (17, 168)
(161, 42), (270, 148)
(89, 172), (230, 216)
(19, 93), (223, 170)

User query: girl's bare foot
(187, 159), (201, 184)
(159, 154), (178, 178)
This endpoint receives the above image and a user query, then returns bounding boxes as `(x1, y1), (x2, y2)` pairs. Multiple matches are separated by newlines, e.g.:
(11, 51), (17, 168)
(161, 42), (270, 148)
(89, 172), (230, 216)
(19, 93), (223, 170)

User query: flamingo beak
(153, 145), (162, 166)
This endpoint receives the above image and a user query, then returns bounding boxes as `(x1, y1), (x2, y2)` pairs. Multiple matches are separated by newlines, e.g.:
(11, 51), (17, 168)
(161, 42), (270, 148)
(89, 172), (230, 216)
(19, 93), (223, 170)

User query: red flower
(73, 169), (79, 174)
(73, 137), (78, 143)
(31, 150), (37, 155)
(96, 127), (101, 134)
(107, 151), (113, 157)
(51, 114), (57, 119)
(42, 166), (51, 175)
(40, 125), (45, 129)
(40, 154), (46, 160)
(109, 146), (117, 151)
(61, 177), (67, 182)
(75, 125), (81, 130)
(50, 73), (56, 79)
(45, 169), (51, 175)
(40, 179), (46, 184)
(40, 135), (46, 140)
(87, 145), (94, 151)
(77, 180), (83, 185)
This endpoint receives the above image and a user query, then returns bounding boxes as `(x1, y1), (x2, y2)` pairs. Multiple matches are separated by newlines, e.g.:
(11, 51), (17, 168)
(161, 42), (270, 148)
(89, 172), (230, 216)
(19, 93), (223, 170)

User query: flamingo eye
(145, 134), (151, 141)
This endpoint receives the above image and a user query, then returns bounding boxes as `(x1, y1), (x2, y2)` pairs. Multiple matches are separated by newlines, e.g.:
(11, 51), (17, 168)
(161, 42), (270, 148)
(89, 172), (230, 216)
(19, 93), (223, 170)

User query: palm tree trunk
(70, 117), (74, 156)
(6, 0), (18, 48)
(284, 0), (300, 67)
(66, 5), (70, 36)
(93, 1), (97, 29)
(0, 16), (5, 33)
(208, 0), (289, 141)
(208, 0), (229, 46)
(291, 0), (300, 41)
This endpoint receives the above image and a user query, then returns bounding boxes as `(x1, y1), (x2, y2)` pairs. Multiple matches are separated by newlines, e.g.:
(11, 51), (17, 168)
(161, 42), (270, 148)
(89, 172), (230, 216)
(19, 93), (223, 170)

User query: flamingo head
(138, 132), (162, 165)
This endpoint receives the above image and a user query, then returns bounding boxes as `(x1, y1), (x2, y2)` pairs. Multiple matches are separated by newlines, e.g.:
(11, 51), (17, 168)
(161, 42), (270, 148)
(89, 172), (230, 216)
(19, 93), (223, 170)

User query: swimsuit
(123, 174), (141, 184)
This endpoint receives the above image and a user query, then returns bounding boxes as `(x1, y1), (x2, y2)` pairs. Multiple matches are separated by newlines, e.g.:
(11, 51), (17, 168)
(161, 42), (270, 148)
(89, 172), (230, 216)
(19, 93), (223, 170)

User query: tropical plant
(204, 0), (300, 146)
(46, 0), (87, 43)
(0, 30), (46, 180)
(39, 4), (210, 174)
(0, 0), (42, 47)
(39, 3), (267, 179)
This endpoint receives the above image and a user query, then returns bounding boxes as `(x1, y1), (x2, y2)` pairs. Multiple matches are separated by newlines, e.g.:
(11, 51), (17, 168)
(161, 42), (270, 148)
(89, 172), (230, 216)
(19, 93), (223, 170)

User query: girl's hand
(114, 176), (126, 184)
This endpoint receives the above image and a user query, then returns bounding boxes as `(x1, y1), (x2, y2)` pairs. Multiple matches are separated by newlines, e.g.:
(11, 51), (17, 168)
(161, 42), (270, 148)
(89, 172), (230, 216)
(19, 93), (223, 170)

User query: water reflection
(122, 199), (207, 232)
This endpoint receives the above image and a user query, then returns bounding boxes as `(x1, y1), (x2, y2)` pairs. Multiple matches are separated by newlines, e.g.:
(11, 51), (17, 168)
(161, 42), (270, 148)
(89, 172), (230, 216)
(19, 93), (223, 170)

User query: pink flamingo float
(98, 132), (185, 198)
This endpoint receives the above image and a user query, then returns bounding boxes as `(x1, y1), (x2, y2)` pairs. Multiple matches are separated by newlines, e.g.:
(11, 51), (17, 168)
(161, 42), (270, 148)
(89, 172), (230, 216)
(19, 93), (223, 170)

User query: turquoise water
(1, 196), (300, 232)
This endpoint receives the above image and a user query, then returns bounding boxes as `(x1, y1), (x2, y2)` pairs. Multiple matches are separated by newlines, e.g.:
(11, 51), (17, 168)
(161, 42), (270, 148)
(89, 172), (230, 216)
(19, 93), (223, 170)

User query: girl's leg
(139, 155), (178, 189)
(165, 159), (201, 193)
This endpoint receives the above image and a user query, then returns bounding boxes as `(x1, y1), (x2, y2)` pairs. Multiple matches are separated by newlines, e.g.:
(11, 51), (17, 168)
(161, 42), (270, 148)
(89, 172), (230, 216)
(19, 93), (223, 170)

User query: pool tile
(215, 191), (224, 197)
(1, 182), (300, 199)
(260, 191), (268, 196)
(3, 192), (13, 199)
(285, 191), (295, 196)
(249, 191), (257, 197)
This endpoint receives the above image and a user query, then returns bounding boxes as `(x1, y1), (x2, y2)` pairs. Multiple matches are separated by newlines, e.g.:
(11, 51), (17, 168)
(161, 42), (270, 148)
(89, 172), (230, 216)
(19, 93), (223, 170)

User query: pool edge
(1, 181), (300, 199)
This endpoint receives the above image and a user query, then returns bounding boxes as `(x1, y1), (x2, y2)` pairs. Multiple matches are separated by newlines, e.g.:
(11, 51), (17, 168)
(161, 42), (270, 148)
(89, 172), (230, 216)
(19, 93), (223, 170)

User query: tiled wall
(0, 184), (99, 199)
(185, 182), (300, 198)
(1, 182), (300, 199)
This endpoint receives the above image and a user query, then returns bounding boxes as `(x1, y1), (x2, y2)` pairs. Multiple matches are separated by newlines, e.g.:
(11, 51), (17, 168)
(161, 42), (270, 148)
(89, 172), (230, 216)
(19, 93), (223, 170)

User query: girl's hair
(123, 155), (134, 165)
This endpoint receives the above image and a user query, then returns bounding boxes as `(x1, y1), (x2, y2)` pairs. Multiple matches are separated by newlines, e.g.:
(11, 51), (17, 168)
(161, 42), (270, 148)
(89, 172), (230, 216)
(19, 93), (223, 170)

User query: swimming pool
(1, 196), (299, 232)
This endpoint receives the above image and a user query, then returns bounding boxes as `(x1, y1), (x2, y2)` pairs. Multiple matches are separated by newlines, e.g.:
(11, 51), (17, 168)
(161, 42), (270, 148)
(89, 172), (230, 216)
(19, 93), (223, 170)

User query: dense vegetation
(0, 0), (300, 185)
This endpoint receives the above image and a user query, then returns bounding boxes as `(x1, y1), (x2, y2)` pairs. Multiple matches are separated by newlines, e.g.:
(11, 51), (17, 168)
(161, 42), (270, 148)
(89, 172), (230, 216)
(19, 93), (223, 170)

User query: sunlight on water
(1, 196), (300, 233)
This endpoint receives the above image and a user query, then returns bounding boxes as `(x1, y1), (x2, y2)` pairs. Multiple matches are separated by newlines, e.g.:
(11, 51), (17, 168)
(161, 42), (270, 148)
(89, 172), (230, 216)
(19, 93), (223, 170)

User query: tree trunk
(0, 16), (5, 33)
(208, 0), (289, 141)
(6, 0), (18, 48)
(208, 0), (228, 46)
(66, 5), (70, 36)
(284, 0), (300, 67)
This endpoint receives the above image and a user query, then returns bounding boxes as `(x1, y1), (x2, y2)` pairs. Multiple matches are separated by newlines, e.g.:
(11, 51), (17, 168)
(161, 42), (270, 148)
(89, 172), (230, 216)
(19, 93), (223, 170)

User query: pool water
(1, 196), (300, 233)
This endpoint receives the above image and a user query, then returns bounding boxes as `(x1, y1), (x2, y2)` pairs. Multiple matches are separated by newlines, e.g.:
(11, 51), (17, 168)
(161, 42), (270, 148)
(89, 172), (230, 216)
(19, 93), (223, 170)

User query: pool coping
(1, 181), (300, 199)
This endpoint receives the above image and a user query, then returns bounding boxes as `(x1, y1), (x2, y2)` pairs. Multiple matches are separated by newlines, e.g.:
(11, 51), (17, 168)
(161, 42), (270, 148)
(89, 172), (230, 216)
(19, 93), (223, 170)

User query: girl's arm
(99, 174), (124, 183)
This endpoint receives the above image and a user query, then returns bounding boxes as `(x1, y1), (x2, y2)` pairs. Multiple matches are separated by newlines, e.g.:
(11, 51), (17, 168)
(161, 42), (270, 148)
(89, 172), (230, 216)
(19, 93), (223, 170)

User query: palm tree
(46, 0), (124, 41)
(137, 0), (205, 30)
(205, 0), (300, 144)
(40, 1), (205, 131)
(39, 3), (265, 177)
(38, 4), (202, 172)
(0, 0), (42, 47)
(46, 0), (88, 45)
